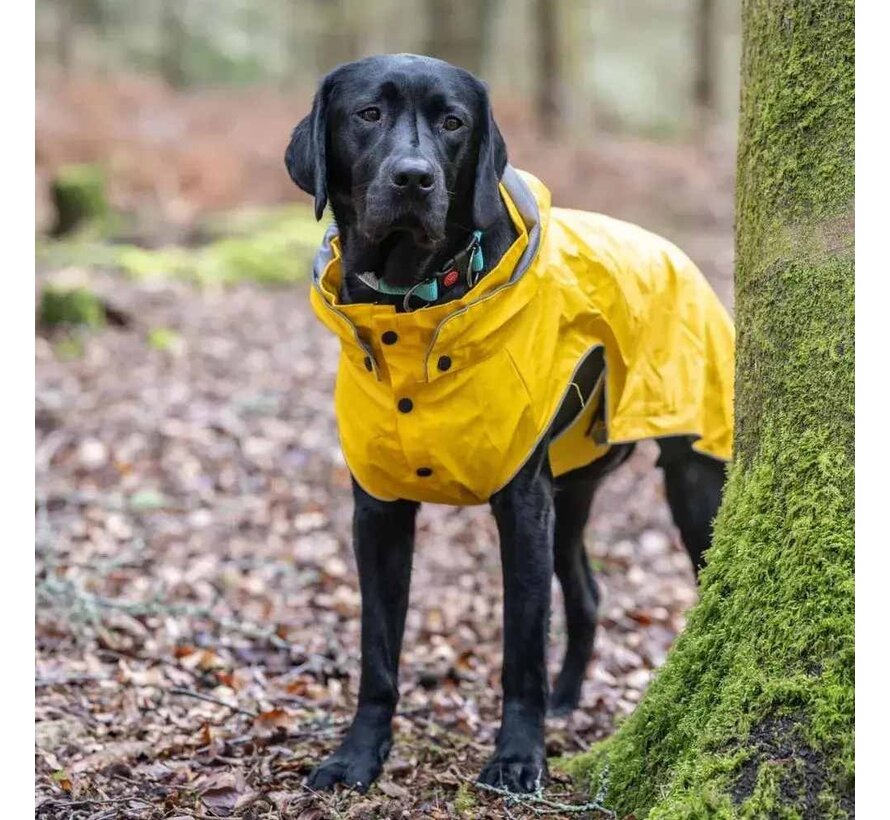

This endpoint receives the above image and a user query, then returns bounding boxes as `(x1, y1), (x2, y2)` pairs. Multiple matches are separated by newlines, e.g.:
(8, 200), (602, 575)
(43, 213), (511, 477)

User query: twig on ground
(465, 774), (615, 817)
(167, 686), (259, 718)
(299, 782), (350, 820)
(35, 672), (109, 688)
(37, 795), (156, 815)
(37, 574), (291, 650)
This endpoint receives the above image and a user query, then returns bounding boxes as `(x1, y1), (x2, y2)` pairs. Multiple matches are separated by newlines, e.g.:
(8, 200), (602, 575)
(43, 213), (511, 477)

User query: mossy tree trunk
(569, 1), (854, 817)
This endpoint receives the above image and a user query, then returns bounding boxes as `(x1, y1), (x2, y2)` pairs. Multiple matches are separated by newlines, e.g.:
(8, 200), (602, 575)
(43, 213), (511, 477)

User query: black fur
(286, 54), (727, 794)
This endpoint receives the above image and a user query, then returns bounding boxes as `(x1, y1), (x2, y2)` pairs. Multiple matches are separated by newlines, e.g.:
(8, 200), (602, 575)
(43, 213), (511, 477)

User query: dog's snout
(391, 158), (435, 192)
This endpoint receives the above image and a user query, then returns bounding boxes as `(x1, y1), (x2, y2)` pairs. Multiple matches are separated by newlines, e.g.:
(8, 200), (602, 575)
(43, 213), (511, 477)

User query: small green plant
(128, 489), (169, 511)
(38, 286), (106, 329)
(147, 326), (183, 352)
(453, 782), (477, 815)
(52, 336), (86, 360)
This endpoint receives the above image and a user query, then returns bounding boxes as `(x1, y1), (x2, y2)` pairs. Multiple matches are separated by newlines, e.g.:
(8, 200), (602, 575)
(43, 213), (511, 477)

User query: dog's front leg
(480, 442), (554, 793)
(306, 481), (418, 793)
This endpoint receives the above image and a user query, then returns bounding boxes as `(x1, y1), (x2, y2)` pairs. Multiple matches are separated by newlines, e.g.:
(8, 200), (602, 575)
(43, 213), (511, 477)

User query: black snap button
(397, 398), (414, 413)
(416, 467), (433, 477)
(437, 355), (452, 372)
(363, 356), (373, 371)
(382, 330), (398, 345)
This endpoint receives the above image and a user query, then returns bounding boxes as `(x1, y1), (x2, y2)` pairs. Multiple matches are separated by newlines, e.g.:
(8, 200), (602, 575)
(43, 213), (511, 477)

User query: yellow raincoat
(310, 167), (734, 505)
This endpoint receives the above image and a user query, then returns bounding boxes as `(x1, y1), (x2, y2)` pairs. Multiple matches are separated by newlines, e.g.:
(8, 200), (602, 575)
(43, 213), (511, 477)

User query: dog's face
(286, 55), (506, 267)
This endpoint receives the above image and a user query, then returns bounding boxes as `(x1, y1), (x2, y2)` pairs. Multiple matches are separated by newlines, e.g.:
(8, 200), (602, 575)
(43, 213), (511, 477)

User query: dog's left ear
(472, 80), (508, 229)
(285, 75), (333, 221)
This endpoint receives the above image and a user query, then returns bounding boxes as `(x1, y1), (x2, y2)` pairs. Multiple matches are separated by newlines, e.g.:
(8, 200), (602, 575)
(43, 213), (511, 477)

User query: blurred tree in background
(36, 0), (740, 138)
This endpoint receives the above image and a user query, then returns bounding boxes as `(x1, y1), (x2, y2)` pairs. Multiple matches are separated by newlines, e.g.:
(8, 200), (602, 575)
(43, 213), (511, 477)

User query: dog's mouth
(370, 214), (442, 249)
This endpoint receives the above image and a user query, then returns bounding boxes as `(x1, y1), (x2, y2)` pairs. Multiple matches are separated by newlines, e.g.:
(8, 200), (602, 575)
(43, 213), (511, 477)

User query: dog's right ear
(285, 76), (332, 221)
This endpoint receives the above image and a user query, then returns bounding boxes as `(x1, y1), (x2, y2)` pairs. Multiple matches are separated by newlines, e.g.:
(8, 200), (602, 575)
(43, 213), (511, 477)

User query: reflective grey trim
(499, 166), (542, 282)
(310, 224), (380, 379)
(312, 223), (339, 283)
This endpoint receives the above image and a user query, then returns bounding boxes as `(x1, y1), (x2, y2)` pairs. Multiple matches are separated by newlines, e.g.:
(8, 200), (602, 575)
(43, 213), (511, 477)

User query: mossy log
(37, 204), (324, 286)
(568, 1), (854, 817)
(50, 164), (110, 237)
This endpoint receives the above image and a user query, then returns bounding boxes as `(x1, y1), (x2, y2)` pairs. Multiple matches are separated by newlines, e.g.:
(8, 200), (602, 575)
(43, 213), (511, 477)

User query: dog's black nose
(391, 158), (435, 193)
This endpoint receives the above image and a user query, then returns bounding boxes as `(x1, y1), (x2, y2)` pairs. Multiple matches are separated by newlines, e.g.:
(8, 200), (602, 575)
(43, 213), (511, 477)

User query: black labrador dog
(285, 54), (726, 794)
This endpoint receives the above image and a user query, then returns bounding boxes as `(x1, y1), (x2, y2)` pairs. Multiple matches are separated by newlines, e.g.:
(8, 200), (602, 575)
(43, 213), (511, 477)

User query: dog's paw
(477, 750), (549, 794)
(548, 678), (582, 716)
(306, 752), (383, 794)
(305, 747), (385, 793)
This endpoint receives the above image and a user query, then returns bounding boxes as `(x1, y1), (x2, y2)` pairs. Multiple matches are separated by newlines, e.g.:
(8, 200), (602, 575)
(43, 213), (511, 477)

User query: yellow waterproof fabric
(310, 169), (734, 505)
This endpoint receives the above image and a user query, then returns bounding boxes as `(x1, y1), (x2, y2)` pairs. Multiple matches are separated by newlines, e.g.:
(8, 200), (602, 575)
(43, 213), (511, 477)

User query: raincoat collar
(310, 166), (551, 378)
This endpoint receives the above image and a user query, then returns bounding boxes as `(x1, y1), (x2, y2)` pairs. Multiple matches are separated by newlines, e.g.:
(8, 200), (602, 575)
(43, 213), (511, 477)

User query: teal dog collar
(355, 231), (483, 311)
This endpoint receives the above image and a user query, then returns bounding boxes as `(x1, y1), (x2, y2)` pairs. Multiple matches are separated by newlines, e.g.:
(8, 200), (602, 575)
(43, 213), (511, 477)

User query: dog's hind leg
(549, 477), (599, 715)
(658, 437), (727, 574)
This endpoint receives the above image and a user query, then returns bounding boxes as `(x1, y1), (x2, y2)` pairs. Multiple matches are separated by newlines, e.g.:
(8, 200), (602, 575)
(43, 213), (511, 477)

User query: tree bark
(55, 0), (76, 71)
(535, 0), (560, 138)
(423, 0), (492, 75)
(569, 1), (854, 817)
(159, 0), (189, 89)
(693, 0), (716, 116)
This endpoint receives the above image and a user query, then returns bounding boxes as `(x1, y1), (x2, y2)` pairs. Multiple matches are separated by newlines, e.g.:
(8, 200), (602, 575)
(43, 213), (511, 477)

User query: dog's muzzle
(361, 158), (449, 245)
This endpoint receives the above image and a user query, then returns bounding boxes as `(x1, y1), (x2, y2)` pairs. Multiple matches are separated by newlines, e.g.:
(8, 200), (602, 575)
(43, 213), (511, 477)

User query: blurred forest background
(36, 0), (740, 304)
(36, 3), (745, 817)
(36, 0), (741, 130)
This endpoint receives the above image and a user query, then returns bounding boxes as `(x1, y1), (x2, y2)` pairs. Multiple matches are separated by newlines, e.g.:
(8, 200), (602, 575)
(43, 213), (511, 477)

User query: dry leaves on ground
(35, 272), (700, 818)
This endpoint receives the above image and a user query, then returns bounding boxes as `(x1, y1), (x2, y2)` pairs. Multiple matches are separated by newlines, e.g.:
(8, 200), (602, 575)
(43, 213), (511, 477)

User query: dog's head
(285, 54), (507, 266)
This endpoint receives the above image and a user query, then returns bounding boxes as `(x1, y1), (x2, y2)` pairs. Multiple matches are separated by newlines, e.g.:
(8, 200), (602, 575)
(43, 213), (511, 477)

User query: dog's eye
(357, 107), (381, 122)
(442, 115), (463, 132)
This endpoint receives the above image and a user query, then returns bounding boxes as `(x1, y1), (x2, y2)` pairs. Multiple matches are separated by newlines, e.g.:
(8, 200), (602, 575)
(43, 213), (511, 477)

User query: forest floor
(36, 75), (736, 819)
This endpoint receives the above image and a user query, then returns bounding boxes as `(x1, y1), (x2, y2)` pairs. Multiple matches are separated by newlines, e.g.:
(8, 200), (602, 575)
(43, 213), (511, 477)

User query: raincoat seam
(489, 342), (608, 498)
(548, 347), (608, 449)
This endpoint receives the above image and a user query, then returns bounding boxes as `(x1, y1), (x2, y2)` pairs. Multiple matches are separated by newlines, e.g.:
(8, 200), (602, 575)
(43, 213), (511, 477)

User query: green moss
(50, 164), (111, 237)
(570, 418), (854, 817)
(52, 336), (86, 360)
(146, 327), (182, 352)
(453, 782), (477, 815)
(734, 0), (855, 462)
(569, 1), (853, 816)
(37, 204), (325, 287)
(36, 236), (122, 271)
(38, 286), (106, 329)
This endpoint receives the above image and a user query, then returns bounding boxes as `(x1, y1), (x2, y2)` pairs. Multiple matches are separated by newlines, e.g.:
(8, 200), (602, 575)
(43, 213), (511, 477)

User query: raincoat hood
(310, 167), (734, 505)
